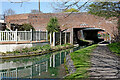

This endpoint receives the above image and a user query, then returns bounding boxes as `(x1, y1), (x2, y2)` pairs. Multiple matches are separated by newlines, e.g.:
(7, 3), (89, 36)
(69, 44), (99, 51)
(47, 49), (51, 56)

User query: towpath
(89, 45), (120, 79)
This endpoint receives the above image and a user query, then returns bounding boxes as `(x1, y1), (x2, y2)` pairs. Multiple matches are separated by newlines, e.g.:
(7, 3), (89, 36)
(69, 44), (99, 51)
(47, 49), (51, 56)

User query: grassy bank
(108, 42), (120, 56)
(1, 43), (73, 59)
(65, 44), (97, 79)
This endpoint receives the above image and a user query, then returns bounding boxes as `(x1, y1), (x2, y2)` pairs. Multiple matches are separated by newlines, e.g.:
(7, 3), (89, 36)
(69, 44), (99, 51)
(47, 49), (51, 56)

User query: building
(0, 20), (6, 31)
(5, 13), (117, 36)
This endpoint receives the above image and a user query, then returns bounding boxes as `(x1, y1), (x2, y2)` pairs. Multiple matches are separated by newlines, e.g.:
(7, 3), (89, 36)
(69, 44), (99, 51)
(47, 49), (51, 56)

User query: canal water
(0, 46), (84, 79)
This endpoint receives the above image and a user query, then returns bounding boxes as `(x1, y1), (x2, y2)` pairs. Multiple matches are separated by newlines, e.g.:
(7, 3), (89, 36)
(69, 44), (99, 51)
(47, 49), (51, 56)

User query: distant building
(0, 20), (6, 31)
(5, 13), (117, 35)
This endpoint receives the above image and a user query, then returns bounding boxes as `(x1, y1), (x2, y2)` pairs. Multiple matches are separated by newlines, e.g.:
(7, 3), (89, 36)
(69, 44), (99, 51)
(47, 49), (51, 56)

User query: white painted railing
(0, 29), (48, 42)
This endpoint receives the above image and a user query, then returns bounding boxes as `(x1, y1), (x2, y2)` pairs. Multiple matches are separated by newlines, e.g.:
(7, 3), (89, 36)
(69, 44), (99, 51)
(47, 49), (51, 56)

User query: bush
(108, 42), (120, 55)
(18, 23), (35, 31)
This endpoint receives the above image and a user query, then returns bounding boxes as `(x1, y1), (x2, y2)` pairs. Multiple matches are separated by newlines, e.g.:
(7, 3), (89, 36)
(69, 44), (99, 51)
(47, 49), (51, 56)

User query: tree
(88, 2), (120, 42)
(46, 17), (60, 34)
(64, 8), (79, 12)
(18, 23), (35, 31)
(3, 8), (15, 16)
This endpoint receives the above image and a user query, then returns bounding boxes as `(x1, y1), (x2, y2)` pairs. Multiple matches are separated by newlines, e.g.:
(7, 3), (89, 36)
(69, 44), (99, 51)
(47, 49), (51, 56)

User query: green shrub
(108, 42), (120, 55)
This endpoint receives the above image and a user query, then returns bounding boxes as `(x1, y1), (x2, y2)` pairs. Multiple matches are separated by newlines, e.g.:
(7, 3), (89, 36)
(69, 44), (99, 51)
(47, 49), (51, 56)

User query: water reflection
(0, 46), (82, 79)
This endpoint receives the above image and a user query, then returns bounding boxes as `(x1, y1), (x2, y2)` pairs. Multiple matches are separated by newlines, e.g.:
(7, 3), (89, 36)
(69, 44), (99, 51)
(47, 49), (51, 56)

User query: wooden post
(65, 52), (67, 57)
(0, 32), (1, 41)
(39, 29), (41, 41)
(25, 30), (27, 41)
(53, 32), (55, 46)
(16, 68), (18, 78)
(65, 32), (67, 44)
(50, 56), (52, 67)
(16, 29), (18, 43)
(46, 61), (48, 72)
(60, 32), (62, 45)
(36, 30), (37, 42)
(46, 30), (48, 41)
(2, 32), (3, 41)
(31, 65), (33, 78)
(30, 29), (33, 42)
(53, 54), (55, 67)
(70, 28), (73, 44)
(50, 33), (52, 45)
(39, 64), (41, 76)
(60, 52), (61, 64)
(109, 34), (111, 44)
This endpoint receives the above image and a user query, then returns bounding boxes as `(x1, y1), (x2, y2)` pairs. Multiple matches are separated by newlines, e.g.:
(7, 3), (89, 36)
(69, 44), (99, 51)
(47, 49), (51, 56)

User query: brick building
(5, 13), (117, 36)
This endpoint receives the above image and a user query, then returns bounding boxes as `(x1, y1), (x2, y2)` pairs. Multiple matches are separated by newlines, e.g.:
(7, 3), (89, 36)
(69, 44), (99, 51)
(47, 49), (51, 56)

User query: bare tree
(8, 0), (30, 7)
(3, 8), (15, 16)
(51, 0), (90, 17)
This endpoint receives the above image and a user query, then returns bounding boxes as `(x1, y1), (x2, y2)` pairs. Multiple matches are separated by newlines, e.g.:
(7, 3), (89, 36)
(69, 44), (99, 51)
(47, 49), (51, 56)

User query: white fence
(0, 29), (48, 42)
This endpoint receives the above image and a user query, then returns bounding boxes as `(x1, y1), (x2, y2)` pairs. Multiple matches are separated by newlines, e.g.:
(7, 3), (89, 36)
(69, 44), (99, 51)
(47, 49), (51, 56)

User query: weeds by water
(3, 43), (73, 57)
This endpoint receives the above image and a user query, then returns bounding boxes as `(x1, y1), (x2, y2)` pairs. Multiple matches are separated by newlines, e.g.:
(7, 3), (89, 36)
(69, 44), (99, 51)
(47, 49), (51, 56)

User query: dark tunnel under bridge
(72, 27), (111, 45)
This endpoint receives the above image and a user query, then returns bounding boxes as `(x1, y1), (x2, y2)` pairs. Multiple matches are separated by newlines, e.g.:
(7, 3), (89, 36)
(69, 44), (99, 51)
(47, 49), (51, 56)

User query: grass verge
(1, 43), (74, 59)
(65, 44), (97, 79)
(108, 42), (120, 56)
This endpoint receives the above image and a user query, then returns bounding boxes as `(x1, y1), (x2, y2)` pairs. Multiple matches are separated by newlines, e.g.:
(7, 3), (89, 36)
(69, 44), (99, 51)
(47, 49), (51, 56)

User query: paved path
(89, 45), (120, 79)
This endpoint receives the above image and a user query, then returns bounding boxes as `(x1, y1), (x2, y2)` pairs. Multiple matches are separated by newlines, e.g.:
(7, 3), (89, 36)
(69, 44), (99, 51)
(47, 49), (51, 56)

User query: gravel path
(89, 45), (120, 79)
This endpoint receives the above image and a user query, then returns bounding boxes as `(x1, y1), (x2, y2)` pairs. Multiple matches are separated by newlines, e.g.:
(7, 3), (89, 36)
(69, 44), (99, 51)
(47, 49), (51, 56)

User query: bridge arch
(65, 26), (111, 45)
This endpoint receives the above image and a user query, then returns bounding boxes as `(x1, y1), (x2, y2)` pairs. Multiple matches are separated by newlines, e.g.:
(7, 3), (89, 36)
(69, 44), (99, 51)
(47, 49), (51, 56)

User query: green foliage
(88, 2), (120, 19)
(6, 44), (73, 56)
(18, 23), (35, 31)
(65, 44), (97, 78)
(48, 67), (58, 77)
(108, 42), (120, 56)
(64, 8), (79, 12)
(46, 17), (60, 34)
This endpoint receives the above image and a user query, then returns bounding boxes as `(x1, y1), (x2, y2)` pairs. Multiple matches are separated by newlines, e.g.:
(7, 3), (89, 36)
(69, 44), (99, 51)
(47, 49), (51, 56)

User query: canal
(0, 46), (84, 79)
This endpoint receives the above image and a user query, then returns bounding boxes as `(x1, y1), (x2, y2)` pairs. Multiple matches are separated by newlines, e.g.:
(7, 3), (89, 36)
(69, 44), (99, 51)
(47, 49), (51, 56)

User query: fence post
(60, 32), (61, 45)
(46, 61), (48, 72)
(0, 32), (1, 41)
(50, 33), (52, 45)
(36, 30), (37, 42)
(109, 34), (111, 44)
(53, 32), (55, 46)
(16, 67), (18, 78)
(60, 52), (61, 64)
(39, 29), (41, 41)
(50, 56), (52, 67)
(46, 30), (48, 41)
(30, 29), (33, 42)
(39, 64), (41, 76)
(31, 65), (33, 78)
(70, 28), (73, 44)
(53, 54), (55, 67)
(65, 32), (67, 44)
(16, 29), (18, 43)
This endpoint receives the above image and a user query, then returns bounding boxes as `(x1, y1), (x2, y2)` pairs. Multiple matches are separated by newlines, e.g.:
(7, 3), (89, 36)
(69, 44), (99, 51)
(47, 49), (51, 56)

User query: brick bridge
(5, 13), (117, 40)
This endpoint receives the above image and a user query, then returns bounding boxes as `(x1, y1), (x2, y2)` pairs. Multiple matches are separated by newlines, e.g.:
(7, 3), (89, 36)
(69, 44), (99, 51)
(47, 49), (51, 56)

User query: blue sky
(0, 1), (88, 15)
(1, 2), (54, 14)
